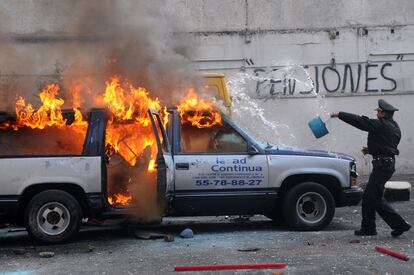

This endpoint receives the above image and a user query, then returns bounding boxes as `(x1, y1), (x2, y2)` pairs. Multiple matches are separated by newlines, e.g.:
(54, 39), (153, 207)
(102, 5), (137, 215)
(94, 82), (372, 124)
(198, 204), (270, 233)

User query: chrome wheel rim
(37, 202), (71, 235)
(296, 192), (327, 224)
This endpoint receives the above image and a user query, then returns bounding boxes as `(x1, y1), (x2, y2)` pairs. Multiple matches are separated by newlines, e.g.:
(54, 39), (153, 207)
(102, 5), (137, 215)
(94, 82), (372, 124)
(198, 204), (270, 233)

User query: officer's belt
(373, 156), (395, 161)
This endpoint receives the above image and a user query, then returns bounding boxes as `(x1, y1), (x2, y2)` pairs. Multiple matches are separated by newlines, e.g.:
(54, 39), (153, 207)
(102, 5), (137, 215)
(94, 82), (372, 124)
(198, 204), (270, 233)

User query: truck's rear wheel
(25, 190), (82, 243)
(283, 182), (334, 230)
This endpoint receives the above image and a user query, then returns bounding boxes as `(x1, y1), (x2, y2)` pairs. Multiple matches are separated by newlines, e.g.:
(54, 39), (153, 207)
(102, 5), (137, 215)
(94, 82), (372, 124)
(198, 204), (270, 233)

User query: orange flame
(108, 193), (132, 206)
(69, 82), (89, 128)
(101, 77), (161, 166)
(102, 76), (161, 123)
(148, 159), (156, 172)
(15, 83), (66, 129)
(1, 77), (224, 208)
(177, 89), (222, 128)
(5, 83), (87, 133)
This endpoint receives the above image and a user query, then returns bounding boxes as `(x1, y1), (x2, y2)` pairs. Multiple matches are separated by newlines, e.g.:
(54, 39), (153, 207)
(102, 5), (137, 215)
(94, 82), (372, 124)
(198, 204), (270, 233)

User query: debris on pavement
(350, 239), (361, 244)
(87, 244), (95, 252)
(83, 218), (105, 226)
(130, 230), (164, 240)
(179, 228), (194, 238)
(375, 246), (409, 261)
(237, 247), (260, 252)
(164, 234), (175, 242)
(39, 251), (55, 258)
(174, 263), (287, 272)
(12, 248), (26, 255)
(231, 215), (251, 223)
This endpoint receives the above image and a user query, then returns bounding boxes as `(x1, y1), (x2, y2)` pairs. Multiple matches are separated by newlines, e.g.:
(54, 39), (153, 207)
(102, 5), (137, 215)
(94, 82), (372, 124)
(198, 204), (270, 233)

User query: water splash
(283, 65), (331, 121)
(226, 64), (339, 156)
(227, 72), (296, 147)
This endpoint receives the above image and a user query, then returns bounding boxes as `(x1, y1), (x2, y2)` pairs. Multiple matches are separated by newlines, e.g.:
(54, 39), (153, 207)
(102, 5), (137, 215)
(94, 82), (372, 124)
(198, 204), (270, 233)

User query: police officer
(331, 99), (411, 237)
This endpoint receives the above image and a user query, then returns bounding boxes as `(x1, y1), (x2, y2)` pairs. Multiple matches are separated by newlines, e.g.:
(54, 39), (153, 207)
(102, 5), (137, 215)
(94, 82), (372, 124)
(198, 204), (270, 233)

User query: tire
(24, 190), (82, 244)
(265, 202), (286, 225)
(283, 182), (335, 231)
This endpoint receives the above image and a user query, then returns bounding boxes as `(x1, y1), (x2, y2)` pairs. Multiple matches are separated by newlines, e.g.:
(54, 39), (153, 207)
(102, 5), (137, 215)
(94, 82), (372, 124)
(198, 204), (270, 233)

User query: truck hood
(263, 144), (354, 161)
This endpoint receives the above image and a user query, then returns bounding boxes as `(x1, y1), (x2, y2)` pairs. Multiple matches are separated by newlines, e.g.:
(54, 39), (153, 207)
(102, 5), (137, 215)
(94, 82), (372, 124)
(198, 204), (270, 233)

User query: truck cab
(165, 108), (362, 230)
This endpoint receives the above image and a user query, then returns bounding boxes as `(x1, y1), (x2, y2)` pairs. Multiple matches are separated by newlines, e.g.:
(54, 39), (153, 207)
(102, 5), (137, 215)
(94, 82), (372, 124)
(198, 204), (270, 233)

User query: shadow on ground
(0, 213), (355, 249)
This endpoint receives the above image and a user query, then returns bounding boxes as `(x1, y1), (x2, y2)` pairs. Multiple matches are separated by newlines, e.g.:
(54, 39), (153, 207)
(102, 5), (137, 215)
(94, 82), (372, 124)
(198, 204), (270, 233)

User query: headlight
(350, 161), (358, 187)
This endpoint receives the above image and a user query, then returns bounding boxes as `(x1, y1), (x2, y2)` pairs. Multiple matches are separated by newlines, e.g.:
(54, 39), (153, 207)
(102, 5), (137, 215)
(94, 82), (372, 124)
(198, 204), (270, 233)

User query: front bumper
(338, 187), (363, 206)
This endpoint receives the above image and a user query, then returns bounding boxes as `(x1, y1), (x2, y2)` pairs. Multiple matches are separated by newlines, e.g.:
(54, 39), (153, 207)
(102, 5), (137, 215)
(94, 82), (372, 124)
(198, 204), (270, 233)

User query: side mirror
(247, 145), (259, 155)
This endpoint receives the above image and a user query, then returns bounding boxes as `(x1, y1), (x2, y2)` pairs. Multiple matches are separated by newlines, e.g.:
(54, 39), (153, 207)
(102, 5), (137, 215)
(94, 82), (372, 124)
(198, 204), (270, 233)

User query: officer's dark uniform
(337, 99), (410, 236)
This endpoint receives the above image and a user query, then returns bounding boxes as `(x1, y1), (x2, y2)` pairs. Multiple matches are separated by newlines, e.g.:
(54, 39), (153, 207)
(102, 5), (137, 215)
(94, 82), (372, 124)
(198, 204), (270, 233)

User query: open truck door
(148, 108), (174, 214)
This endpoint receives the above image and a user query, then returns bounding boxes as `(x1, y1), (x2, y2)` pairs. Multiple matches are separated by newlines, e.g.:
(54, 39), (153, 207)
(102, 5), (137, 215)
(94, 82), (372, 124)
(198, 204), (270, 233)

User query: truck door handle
(175, 163), (189, 170)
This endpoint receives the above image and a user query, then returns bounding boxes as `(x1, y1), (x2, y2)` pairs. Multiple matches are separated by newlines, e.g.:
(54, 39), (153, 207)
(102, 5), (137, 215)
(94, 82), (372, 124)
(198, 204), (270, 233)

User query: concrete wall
(170, 0), (414, 31)
(168, 0), (414, 175)
(1, 0), (414, 174)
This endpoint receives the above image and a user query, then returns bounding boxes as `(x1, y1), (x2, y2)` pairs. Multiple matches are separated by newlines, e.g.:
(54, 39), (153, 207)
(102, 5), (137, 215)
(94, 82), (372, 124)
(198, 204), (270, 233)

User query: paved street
(1, 175), (414, 275)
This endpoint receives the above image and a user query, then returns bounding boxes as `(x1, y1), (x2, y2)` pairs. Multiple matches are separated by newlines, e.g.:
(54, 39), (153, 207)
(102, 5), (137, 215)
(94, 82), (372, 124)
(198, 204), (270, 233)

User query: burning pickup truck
(0, 77), (362, 243)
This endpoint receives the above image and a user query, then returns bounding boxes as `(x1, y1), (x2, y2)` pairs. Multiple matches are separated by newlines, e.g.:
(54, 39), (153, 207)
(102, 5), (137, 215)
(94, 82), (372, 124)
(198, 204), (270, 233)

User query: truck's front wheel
(283, 182), (335, 231)
(25, 190), (82, 243)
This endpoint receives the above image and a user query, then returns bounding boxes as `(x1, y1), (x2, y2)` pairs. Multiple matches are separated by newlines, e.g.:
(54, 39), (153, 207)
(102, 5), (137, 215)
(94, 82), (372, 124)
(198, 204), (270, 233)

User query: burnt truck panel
(0, 108), (172, 243)
(0, 109), (108, 229)
(82, 109), (107, 156)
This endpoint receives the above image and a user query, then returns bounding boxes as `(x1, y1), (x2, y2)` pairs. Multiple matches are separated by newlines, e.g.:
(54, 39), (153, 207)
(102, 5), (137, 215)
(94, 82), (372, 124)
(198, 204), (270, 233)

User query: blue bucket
(308, 116), (329, 138)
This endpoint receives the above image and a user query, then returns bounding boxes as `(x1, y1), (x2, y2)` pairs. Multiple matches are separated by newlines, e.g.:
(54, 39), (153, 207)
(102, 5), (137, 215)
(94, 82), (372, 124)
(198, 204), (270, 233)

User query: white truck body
(0, 157), (101, 195)
(0, 108), (362, 243)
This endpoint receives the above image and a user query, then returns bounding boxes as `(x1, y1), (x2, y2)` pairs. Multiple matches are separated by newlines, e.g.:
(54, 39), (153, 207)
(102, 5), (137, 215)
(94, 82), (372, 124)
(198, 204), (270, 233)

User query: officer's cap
(376, 99), (398, 112)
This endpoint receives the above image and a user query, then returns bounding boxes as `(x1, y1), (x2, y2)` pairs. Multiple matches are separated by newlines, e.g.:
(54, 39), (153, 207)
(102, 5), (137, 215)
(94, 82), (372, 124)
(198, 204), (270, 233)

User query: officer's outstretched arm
(338, 112), (380, 132)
